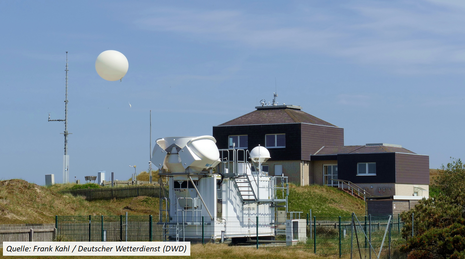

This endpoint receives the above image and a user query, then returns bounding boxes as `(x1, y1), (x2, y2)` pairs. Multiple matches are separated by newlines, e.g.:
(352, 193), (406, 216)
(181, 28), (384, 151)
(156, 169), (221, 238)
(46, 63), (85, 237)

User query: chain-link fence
(302, 214), (404, 257)
(56, 213), (406, 258)
(56, 215), (164, 242)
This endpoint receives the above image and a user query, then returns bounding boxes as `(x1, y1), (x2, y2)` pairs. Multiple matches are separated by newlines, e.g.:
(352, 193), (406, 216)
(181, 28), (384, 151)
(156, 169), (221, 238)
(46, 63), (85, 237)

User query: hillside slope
(288, 184), (366, 217)
(0, 179), (365, 225)
(0, 179), (159, 224)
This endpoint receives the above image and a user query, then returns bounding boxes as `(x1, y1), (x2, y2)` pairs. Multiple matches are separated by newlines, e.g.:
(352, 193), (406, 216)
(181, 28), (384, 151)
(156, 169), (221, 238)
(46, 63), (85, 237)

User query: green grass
(287, 184), (366, 218)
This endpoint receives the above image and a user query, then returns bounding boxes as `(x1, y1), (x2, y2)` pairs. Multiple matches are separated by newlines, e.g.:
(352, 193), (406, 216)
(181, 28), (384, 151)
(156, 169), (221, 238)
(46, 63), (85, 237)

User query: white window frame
(228, 135), (248, 149)
(357, 162), (376, 176)
(265, 134), (286, 148)
(323, 164), (338, 187)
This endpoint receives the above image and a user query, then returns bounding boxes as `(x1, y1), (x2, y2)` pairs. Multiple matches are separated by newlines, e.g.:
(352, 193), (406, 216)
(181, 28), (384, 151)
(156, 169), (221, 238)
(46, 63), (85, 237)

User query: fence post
(309, 209), (312, 239)
(364, 215), (367, 249)
(29, 228), (34, 242)
(313, 216), (316, 254)
(412, 212), (414, 237)
(125, 211), (128, 242)
(369, 214), (372, 259)
(55, 215), (58, 239)
(256, 216), (259, 249)
(89, 215), (91, 242)
(339, 216), (342, 258)
(101, 215), (104, 241)
(398, 214), (400, 234)
(149, 215), (153, 241)
(202, 216), (204, 245)
(120, 215), (123, 242)
(351, 214), (354, 258)
(389, 215), (392, 258)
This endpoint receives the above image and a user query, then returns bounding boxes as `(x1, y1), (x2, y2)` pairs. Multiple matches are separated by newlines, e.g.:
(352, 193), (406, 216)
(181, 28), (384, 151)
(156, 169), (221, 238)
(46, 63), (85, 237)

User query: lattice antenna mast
(48, 51), (71, 183)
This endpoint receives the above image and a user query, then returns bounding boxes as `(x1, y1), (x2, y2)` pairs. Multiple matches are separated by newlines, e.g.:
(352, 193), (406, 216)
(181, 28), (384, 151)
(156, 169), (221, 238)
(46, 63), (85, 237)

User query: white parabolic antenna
(95, 50), (129, 81)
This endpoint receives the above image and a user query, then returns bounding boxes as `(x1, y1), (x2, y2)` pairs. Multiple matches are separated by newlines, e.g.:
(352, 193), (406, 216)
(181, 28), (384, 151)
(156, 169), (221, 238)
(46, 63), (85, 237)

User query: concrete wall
(395, 184), (429, 198)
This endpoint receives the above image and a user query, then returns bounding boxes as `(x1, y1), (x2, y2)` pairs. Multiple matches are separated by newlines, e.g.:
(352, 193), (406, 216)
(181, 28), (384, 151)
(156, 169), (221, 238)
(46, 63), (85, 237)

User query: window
(323, 165), (338, 186)
(265, 134), (285, 148)
(262, 165), (269, 173)
(357, 163), (376, 176)
(228, 135), (248, 149)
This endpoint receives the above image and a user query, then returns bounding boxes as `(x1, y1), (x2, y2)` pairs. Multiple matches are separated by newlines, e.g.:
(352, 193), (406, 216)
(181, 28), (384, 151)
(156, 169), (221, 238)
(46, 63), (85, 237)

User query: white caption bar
(3, 241), (190, 256)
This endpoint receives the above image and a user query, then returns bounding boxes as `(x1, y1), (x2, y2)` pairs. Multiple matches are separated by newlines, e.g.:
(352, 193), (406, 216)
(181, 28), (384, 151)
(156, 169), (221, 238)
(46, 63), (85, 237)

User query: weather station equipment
(152, 136), (289, 243)
(48, 52), (71, 184)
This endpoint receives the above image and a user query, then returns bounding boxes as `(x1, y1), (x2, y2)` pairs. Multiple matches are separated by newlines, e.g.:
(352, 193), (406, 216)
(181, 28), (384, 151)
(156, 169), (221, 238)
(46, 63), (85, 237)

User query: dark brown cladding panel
(395, 153), (429, 185)
(301, 124), (344, 160)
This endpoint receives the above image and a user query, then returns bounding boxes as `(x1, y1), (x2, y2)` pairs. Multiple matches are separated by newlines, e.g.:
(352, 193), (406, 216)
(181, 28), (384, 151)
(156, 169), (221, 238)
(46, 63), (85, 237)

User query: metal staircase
(218, 148), (288, 207)
(234, 174), (257, 202)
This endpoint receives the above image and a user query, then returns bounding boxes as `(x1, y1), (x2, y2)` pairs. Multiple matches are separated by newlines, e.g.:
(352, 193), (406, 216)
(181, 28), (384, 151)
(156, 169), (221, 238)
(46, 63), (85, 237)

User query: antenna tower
(48, 51), (71, 183)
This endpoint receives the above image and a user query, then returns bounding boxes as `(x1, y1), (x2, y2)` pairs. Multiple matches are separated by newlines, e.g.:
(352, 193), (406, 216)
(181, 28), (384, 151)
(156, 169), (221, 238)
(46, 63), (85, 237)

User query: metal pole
(120, 215), (123, 241)
(256, 216), (259, 249)
(47, 52), (71, 184)
(309, 209), (312, 239)
(101, 215), (104, 241)
(88, 215), (91, 242)
(369, 214), (372, 259)
(149, 215), (153, 241)
(202, 216), (204, 245)
(364, 215), (367, 249)
(188, 176), (213, 220)
(125, 211), (128, 242)
(339, 216), (342, 258)
(389, 216), (392, 259)
(398, 214), (400, 234)
(350, 214), (353, 259)
(314, 216), (316, 254)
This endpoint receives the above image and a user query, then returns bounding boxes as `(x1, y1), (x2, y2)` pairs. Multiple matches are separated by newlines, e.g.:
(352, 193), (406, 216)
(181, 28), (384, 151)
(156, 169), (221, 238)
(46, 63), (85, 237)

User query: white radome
(95, 50), (129, 81)
(250, 146), (271, 163)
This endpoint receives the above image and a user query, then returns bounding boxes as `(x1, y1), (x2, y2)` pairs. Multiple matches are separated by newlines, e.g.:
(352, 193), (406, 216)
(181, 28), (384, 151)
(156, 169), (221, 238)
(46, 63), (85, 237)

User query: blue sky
(1, 0), (464, 185)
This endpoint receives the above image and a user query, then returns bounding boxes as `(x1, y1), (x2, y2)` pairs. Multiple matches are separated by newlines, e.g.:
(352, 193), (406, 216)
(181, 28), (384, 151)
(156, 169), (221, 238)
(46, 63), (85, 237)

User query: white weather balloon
(95, 50), (129, 81)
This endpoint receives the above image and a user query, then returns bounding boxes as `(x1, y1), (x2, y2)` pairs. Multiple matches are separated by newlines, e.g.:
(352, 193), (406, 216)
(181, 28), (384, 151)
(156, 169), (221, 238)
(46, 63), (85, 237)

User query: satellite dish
(95, 50), (129, 81)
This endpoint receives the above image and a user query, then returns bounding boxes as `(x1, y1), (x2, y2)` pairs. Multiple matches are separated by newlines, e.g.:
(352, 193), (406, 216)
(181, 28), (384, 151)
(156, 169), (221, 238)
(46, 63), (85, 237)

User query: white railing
(333, 179), (367, 201)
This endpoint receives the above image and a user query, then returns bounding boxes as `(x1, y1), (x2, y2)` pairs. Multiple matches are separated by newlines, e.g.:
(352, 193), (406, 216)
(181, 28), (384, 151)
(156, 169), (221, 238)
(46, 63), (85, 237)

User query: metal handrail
(333, 179), (366, 201)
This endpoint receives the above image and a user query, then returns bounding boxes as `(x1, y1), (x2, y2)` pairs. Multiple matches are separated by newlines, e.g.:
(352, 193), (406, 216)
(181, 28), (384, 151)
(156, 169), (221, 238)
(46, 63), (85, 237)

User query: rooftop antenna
(272, 78), (278, 106)
(48, 51), (71, 184)
(272, 92), (278, 106)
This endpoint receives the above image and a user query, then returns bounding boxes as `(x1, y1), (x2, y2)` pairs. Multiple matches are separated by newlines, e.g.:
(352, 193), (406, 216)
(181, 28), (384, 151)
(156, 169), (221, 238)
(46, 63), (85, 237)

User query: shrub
(70, 183), (100, 190)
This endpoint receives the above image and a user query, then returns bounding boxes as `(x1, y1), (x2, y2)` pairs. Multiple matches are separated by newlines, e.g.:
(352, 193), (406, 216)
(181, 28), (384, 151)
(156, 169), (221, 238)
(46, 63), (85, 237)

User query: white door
(275, 165), (283, 176)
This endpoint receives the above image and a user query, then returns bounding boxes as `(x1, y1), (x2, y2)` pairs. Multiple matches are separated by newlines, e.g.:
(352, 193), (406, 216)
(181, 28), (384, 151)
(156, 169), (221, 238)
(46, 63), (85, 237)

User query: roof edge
(255, 104), (302, 110)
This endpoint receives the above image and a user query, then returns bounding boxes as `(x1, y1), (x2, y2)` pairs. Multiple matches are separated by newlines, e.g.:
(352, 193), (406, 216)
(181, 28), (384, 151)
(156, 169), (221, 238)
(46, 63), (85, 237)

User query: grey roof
(313, 144), (415, 155)
(218, 107), (337, 127)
